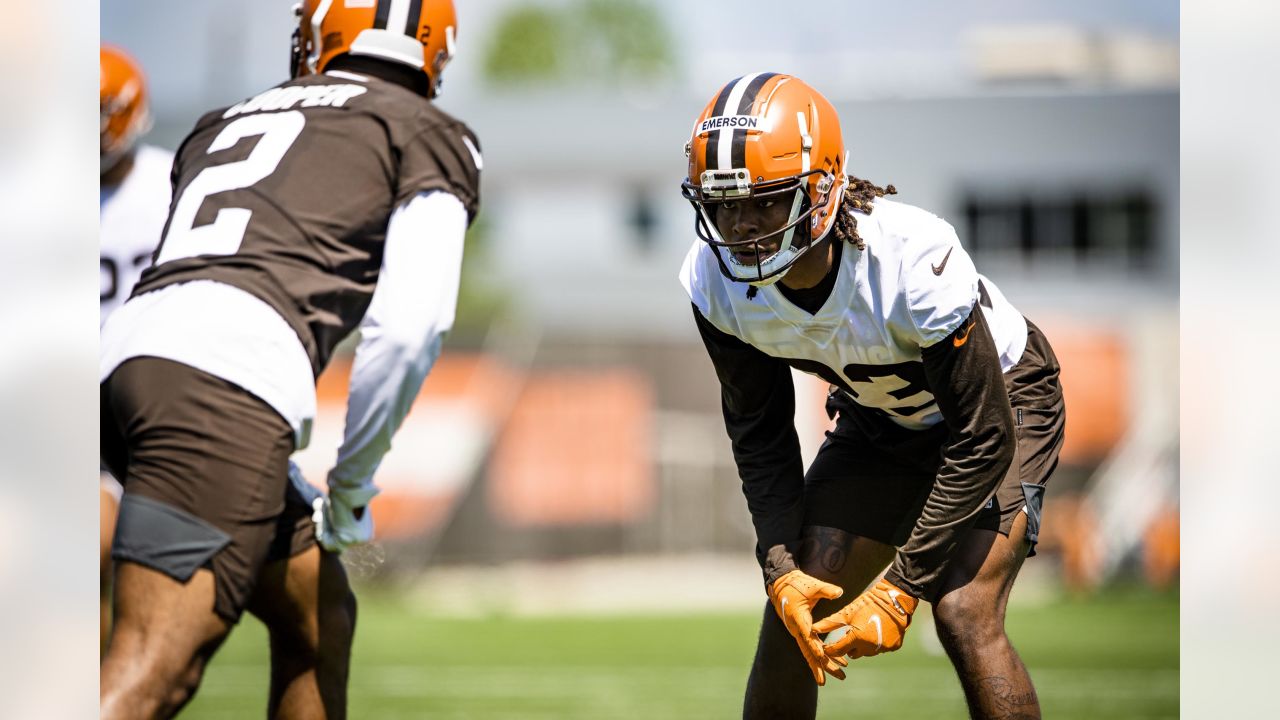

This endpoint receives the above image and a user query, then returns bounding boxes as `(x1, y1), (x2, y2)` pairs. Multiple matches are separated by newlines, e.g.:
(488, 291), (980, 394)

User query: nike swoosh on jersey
(931, 247), (954, 275)
(953, 321), (977, 347)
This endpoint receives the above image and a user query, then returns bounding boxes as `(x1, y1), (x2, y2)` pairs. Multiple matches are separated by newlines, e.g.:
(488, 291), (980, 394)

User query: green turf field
(181, 586), (1177, 719)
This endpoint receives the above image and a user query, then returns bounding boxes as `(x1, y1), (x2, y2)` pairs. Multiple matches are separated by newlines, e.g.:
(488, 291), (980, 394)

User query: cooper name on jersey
(223, 84), (368, 119)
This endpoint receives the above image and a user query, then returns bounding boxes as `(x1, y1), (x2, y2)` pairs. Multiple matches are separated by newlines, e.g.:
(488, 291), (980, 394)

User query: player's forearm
(328, 191), (466, 499)
(730, 418), (806, 582)
(693, 305), (808, 584)
(328, 330), (443, 500)
(885, 305), (1015, 600)
(883, 441), (1011, 599)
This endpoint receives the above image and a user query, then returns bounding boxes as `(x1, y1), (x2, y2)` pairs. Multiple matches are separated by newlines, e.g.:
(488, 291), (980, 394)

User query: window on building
(628, 189), (658, 254)
(959, 190), (1155, 269)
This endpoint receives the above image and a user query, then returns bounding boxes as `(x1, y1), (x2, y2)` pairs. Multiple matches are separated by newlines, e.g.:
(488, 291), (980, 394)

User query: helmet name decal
(224, 84), (368, 119)
(698, 114), (764, 134)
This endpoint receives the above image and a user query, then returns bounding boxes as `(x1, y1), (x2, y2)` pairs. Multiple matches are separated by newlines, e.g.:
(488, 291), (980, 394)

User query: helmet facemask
(289, 4), (306, 78)
(682, 168), (837, 286)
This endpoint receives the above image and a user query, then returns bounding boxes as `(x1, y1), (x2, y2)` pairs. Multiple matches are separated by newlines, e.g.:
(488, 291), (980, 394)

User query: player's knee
(161, 658), (209, 713)
(933, 589), (1006, 656)
(105, 640), (208, 715)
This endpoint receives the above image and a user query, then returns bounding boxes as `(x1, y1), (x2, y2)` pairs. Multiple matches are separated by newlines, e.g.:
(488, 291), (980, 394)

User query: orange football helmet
(682, 74), (849, 285)
(100, 45), (152, 174)
(291, 0), (458, 97)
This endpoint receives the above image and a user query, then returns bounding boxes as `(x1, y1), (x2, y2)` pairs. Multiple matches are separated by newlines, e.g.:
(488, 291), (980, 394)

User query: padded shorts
(101, 357), (315, 622)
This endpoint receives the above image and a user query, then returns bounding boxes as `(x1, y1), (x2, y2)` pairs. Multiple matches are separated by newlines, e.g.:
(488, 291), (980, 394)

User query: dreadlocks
(831, 176), (897, 250)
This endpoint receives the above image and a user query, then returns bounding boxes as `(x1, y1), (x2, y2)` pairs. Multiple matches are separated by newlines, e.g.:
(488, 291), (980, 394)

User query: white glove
(288, 462), (379, 554)
(314, 477), (380, 554)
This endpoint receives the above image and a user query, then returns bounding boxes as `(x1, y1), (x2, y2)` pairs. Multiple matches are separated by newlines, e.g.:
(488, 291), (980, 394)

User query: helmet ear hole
(794, 195), (815, 246)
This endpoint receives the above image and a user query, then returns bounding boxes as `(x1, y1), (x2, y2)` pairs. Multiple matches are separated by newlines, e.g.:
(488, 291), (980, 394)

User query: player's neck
(779, 237), (836, 290)
(101, 151), (136, 190)
(326, 55), (433, 99)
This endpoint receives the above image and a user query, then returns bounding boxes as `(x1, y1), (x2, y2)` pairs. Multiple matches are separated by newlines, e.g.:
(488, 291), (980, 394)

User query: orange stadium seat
(488, 370), (656, 527)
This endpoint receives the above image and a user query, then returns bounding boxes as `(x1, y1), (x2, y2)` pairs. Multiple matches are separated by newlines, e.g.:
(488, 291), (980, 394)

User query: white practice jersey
(680, 197), (1028, 431)
(100, 144), (174, 325)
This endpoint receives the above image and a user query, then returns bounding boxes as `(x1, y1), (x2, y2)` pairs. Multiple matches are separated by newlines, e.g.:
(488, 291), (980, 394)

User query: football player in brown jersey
(99, 2), (480, 717)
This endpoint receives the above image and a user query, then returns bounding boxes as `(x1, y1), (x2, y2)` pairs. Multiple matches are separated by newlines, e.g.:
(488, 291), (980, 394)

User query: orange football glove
(768, 570), (849, 685)
(814, 578), (918, 660)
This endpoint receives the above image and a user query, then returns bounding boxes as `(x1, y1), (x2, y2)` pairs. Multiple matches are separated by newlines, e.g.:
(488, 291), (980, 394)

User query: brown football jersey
(133, 72), (481, 376)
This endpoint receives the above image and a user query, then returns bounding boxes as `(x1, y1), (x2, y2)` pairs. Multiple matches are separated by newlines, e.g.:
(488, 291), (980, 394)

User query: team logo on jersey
(698, 114), (766, 135)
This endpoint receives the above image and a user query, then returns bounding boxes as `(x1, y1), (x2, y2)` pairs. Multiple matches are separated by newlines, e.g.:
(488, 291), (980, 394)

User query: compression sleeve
(325, 191), (467, 507)
(883, 303), (1016, 601)
(692, 304), (807, 587)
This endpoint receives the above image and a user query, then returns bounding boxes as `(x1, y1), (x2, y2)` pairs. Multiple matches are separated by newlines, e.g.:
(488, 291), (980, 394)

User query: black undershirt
(776, 238), (842, 314)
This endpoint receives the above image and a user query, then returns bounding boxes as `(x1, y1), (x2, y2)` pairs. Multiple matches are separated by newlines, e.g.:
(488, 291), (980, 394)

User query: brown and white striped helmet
(682, 74), (849, 285)
(292, 0), (458, 97)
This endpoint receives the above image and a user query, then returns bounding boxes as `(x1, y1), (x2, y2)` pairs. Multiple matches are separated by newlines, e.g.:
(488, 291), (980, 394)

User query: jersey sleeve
(168, 108), (225, 198)
(679, 241), (712, 315)
(883, 303), (1016, 600)
(692, 304), (807, 587)
(902, 218), (980, 348)
(395, 120), (482, 224)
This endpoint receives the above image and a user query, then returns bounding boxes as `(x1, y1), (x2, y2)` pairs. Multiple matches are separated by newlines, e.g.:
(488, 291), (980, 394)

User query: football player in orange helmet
(681, 74), (1065, 718)
(100, 2), (478, 718)
(100, 44), (154, 179)
(290, 0), (457, 95)
(682, 74), (849, 288)
(98, 44), (176, 653)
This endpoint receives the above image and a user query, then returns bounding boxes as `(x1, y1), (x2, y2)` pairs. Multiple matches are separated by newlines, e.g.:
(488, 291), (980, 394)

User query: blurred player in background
(99, 43), (174, 651)
(99, 1), (480, 717)
(680, 74), (1064, 719)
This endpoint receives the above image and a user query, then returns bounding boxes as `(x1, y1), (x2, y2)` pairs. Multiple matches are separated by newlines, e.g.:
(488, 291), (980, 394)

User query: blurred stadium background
(103, 1), (1178, 717)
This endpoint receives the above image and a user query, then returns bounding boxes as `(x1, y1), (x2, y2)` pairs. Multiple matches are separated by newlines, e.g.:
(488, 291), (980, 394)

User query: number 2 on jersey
(156, 111), (305, 265)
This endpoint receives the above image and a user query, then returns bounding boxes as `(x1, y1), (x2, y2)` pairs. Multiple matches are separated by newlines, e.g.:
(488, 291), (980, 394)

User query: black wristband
(762, 543), (801, 588)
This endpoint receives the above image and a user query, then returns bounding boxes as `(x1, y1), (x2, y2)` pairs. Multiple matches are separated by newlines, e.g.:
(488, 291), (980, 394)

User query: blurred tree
(482, 0), (674, 87)
(578, 0), (673, 82)
(481, 4), (564, 85)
